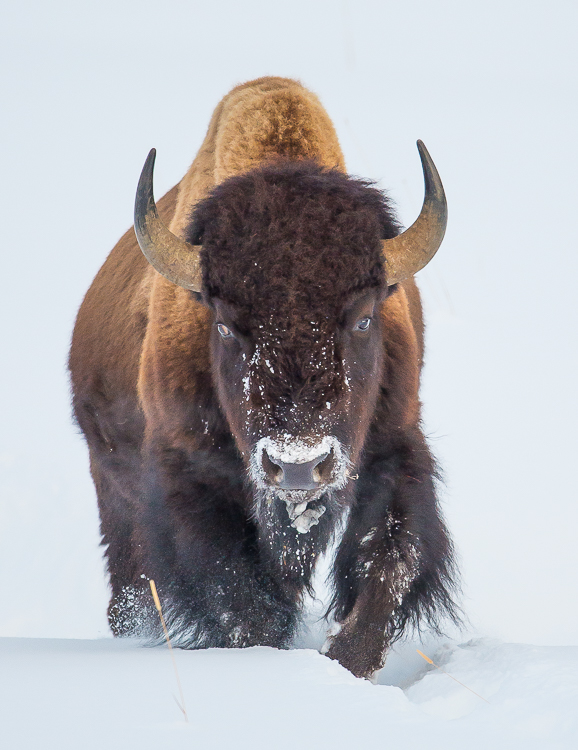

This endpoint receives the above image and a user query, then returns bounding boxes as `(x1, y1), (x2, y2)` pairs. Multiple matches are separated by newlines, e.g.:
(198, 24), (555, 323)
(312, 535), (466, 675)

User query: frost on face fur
(250, 435), (349, 533)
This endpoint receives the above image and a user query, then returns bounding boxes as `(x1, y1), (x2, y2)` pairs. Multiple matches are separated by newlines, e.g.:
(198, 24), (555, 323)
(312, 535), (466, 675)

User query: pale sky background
(1, 0), (577, 645)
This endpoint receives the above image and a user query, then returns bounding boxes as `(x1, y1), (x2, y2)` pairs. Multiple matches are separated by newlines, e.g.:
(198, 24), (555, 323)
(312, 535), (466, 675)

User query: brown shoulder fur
(70, 185), (178, 434)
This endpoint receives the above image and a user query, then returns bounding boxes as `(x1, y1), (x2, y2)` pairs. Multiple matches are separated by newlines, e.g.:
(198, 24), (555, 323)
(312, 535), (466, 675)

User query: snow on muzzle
(251, 435), (348, 492)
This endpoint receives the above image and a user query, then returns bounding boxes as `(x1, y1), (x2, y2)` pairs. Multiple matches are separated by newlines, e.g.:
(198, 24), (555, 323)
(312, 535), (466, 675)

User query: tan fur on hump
(213, 82), (345, 183)
(169, 77), (345, 238)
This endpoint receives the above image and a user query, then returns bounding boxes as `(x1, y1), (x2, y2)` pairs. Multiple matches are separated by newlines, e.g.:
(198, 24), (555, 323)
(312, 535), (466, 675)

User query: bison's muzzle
(253, 436), (347, 491)
(251, 435), (348, 533)
(262, 449), (332, 491)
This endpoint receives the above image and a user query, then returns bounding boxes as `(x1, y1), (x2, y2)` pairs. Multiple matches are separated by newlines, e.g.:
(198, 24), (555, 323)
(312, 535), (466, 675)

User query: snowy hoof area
(2, 637), (576, 749)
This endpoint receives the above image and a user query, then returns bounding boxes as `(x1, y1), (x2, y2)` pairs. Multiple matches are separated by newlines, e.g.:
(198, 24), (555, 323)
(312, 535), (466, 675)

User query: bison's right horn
(134, 149), (203, 292)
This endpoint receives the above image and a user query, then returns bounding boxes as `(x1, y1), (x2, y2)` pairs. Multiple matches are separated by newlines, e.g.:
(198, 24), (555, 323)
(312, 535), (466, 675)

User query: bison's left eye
(354, 317), (372, 331)
(217, 323), (234, 339)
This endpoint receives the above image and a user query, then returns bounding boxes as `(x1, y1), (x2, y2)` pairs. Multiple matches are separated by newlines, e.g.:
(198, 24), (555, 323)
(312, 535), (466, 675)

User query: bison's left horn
(134, 149), (203, 292)
(382, 141), (447, 286)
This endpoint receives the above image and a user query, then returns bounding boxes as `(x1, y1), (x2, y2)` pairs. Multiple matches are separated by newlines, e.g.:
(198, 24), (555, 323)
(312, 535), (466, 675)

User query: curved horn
(134, 149), (203, 292)
(383, 140), (447, 285)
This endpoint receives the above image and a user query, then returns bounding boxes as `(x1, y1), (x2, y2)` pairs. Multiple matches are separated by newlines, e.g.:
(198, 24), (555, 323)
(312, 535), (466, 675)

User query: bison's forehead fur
(186, 161), (401, 324)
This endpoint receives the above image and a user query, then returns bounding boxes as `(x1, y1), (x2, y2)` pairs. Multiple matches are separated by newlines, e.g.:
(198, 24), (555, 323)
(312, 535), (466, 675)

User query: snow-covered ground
(1, 0), (577, 746)
(3, 637), (576, 749)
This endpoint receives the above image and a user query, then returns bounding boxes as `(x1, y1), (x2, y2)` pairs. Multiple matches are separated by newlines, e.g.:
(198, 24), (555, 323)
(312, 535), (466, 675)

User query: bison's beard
(251, 481), (350, 540)
(250, 483), (351, 585)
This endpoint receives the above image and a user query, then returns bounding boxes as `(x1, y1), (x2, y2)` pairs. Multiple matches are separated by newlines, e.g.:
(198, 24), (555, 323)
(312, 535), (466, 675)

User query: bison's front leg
(325, 523), (419, 678)
(135, 444), (309, 650)
(325, 450), (455, 679)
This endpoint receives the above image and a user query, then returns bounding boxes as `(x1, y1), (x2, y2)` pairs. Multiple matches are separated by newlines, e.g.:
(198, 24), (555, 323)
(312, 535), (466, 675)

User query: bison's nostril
(261, 448), (334, 491)
(262, 450), (284, 484)
(312, 449), (335, 484)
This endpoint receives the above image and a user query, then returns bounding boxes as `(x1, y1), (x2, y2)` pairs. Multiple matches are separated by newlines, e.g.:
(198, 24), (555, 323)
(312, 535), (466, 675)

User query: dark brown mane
(189, 160), (401, 309)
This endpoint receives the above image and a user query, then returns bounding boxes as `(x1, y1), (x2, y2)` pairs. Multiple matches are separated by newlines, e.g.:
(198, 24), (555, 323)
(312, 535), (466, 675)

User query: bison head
(134, 149), (446, 532)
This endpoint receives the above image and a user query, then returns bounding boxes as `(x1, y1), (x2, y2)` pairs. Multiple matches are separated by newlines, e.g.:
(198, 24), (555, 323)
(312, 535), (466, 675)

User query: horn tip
(146, 147), (157, 166)
(416, 139), (430, 160)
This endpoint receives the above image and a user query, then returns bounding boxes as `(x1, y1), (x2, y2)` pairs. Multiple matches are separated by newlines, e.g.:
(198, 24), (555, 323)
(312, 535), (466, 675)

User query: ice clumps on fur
(292, 505), (326, 533)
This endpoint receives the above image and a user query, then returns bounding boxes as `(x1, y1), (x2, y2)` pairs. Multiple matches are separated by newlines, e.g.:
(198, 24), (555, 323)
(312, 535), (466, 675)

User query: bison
(69, 77), (458, 679)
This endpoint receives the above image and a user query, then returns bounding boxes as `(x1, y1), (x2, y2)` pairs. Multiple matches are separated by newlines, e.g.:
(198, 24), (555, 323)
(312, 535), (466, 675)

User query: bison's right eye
(217, 323), (234, 339)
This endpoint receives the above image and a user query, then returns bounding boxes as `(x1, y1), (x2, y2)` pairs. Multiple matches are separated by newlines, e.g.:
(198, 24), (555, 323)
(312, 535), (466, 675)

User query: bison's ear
(382, 141), (447, 286)
(134, 149), (204, 292)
